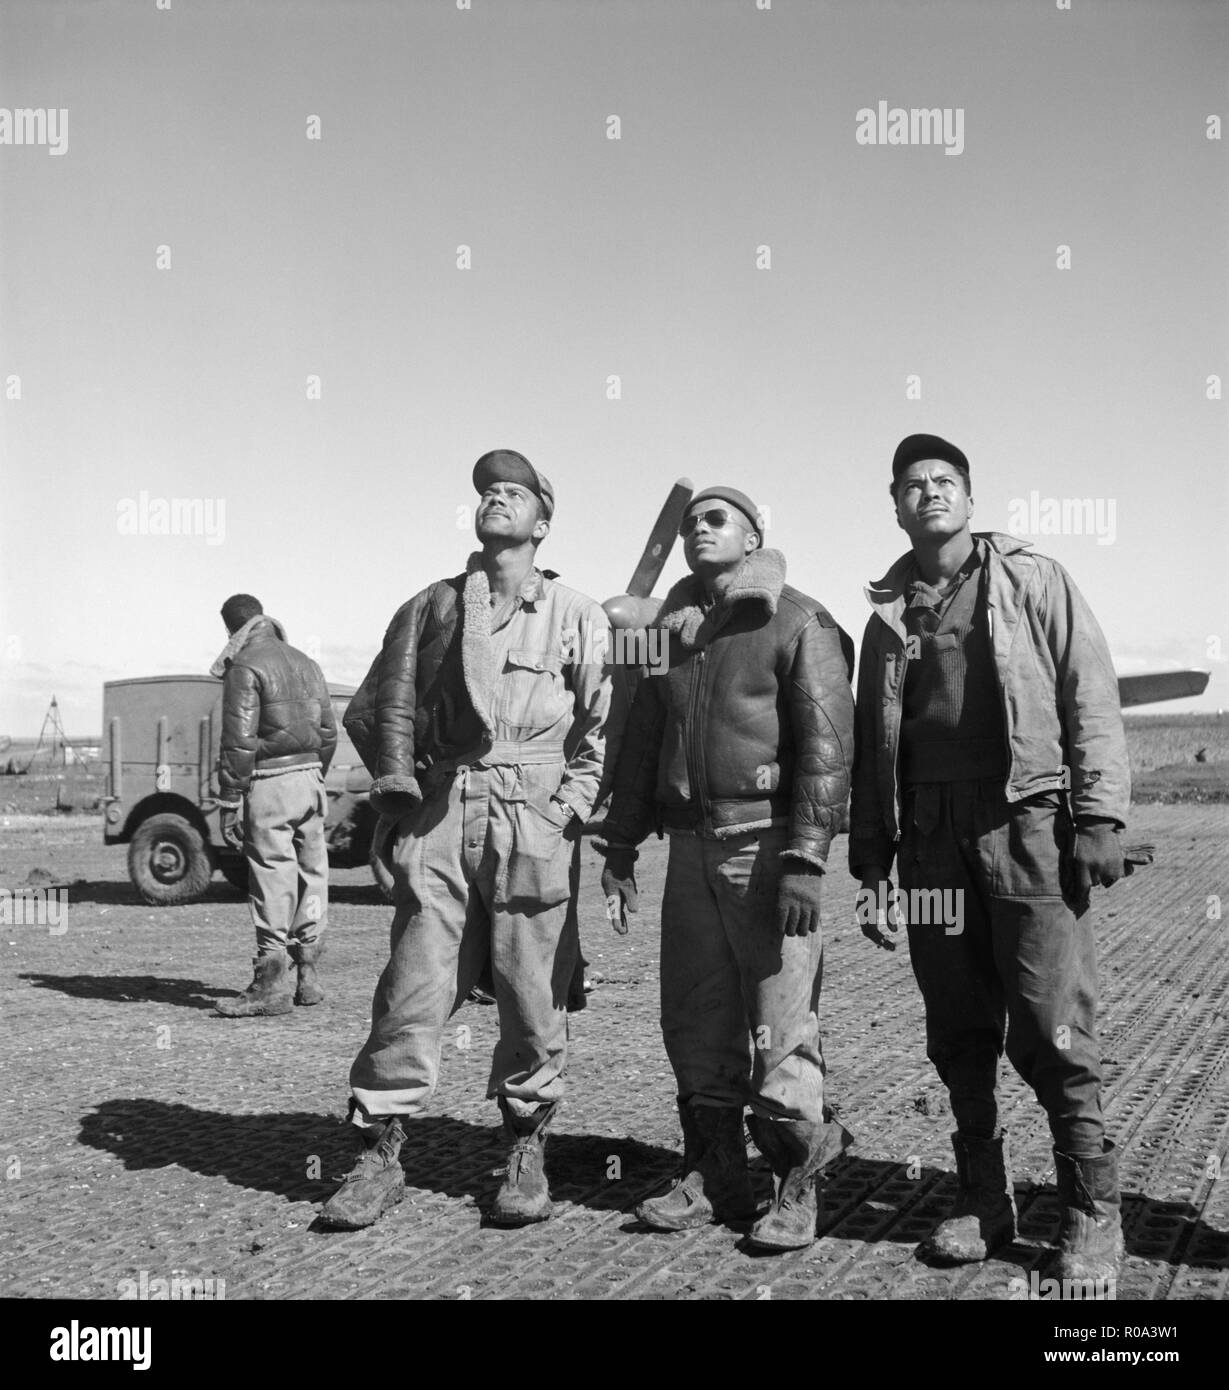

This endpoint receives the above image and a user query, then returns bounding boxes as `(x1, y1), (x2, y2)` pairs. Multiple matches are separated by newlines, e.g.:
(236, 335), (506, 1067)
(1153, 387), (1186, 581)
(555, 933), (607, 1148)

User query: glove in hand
(776, 865), (823, 936)
(601, 847), (639, 935)
(220, 805), (245, 850)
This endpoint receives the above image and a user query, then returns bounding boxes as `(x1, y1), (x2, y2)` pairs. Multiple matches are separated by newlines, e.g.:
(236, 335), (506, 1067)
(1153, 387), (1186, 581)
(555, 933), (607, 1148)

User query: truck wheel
(218, 854), (249, 894)
(128, 813), (214, 905)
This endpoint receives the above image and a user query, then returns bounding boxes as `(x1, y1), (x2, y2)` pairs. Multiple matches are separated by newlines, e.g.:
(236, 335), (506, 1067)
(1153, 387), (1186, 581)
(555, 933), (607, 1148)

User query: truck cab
(101, 675), (378, 904)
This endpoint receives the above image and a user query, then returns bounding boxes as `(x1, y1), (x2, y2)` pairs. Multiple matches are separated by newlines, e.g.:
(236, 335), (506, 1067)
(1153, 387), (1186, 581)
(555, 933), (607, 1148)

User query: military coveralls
(349, 570), (612, 1123)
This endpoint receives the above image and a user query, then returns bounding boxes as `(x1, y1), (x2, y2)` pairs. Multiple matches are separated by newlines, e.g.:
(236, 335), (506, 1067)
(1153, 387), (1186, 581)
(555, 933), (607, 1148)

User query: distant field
(1124, 712), (1229, 768)
(0, 768), (105, 816)
(2, 714), (1225, 815)
(1125, 713), (1229, 804)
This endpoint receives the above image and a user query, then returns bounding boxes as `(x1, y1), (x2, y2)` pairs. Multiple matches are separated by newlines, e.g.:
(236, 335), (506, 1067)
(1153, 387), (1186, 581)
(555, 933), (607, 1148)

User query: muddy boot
(636, 1101), (756, 1231)
(318, 1112), (407, 1230)
(921, 1131), (1017, 1264)
(1044, 1142), (1123, 1293)
(489, 1099), (557, 1227)
(214, 952), (294, 1017)
(290, 940), (325, 1006)
(747, 1109), (854, 1251)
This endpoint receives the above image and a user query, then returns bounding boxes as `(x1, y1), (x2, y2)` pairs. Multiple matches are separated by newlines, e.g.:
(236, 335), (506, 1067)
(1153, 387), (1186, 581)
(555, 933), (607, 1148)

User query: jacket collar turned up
(657, 547), (787, 650)
(210, 614), (287, 678)
(864, 531), (1036, 654)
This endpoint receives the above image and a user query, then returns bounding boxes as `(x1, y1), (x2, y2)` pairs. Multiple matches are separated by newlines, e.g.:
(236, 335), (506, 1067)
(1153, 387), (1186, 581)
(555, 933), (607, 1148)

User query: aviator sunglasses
(679, 507), (751, 538)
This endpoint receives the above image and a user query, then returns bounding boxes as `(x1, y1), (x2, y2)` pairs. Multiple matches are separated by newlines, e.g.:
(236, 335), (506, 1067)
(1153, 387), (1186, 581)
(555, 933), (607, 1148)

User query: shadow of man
(78, 1098), (682, 1217)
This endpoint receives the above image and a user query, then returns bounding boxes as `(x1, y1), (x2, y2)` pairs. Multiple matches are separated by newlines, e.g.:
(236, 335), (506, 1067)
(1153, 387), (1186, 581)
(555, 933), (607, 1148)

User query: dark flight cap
(472, 449), (555, 519)
(688, 485), (764, 543)
(892, 433), (970, 483)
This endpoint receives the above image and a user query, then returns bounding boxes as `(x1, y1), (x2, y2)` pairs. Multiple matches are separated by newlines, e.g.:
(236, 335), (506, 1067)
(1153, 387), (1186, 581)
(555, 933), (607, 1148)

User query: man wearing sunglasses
(599, 486), (856, 1251)
(850, 434), (1128, 1288)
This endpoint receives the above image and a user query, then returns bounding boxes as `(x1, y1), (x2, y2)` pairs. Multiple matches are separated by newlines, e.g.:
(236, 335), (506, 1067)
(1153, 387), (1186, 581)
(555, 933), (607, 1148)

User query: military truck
(101, 675), (381, 905)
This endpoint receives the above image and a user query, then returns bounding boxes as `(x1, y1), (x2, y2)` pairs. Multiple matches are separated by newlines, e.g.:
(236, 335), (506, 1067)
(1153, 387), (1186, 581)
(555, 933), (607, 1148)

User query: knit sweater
(899, 543), (1008, 785)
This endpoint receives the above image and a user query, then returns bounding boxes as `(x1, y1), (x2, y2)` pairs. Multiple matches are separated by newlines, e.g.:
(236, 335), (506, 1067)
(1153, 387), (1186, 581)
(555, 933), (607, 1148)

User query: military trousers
(244, 766), (329, 954)
(349, 749), (577, 1123)
(660, 827), (826, 1122)
(897, 778), (1107, 1155)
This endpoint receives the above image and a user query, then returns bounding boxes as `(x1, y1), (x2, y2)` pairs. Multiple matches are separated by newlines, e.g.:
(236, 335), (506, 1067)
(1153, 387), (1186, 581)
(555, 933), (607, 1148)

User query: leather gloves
(219, 804), (245, 850)
(855, 871), (901, 951)
(601, 846), (639, 935)
(1065, 820), (1124, 902)
(776, 864), (824, 936)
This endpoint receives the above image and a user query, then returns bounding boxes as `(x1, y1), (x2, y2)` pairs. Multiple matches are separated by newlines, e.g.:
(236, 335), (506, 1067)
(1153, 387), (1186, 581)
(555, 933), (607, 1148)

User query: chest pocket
(497, 648), (568, 733)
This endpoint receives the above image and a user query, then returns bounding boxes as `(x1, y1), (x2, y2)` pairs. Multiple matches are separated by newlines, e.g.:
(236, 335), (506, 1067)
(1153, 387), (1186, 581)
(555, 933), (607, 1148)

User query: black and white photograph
(2, 0), (1226, 1345)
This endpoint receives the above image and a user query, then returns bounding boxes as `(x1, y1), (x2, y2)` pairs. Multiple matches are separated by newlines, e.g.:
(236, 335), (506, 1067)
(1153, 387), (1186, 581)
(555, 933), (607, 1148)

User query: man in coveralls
(320, 450), (612, 1230)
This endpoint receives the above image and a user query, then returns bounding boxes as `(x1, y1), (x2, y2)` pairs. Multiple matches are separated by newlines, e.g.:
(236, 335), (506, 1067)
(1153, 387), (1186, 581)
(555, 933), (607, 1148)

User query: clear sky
(2, 0), (1226, 735)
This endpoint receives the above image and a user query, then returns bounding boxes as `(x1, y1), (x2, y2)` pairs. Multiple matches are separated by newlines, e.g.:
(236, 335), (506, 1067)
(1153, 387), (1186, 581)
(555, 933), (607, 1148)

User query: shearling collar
(657, 547), (787, 650)
(210, 614), (287, 678)
(464, 551), (548, 606)
(455, 554), (554, 743)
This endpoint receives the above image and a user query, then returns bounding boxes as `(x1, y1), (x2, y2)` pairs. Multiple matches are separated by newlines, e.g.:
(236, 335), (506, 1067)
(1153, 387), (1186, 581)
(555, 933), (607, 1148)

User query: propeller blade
(625, 477), (693, 599)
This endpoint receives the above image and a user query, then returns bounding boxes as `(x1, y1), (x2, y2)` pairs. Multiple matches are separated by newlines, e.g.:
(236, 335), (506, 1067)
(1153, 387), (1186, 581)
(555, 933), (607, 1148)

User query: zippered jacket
(603, 549), (855, 870)
(848, 532), (1130, 878)
(216, 616), (338, 800)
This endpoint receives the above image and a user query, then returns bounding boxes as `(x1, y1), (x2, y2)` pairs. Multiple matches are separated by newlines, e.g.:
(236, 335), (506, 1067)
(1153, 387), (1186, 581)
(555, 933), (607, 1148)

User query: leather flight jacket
(603, 548), (855, 871)
(217, 617), (338, 800)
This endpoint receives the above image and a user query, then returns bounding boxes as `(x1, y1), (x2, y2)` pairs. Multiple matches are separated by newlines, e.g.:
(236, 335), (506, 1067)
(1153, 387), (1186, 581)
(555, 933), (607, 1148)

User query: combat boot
(921, 1131), (1017, 1263)
(1044, 1142), (1123, 1293)
(318, 1113), (407, 1230)
(489, 1099), (557, 1227)
(214, 952), (294, 1017)
(636, 1101), (756, 1231)
(746, 1109), (854, 1251)
(290, 940), (325, 1006)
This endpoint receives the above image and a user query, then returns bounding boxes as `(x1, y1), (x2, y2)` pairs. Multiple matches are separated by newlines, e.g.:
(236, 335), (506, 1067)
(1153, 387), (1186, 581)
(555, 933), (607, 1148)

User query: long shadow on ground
(77, 1099), (680, 1216)
(817, 1156), (1228, 1272)
(20, 972), (232, 1010)
(73, 1100), (1229, 1269)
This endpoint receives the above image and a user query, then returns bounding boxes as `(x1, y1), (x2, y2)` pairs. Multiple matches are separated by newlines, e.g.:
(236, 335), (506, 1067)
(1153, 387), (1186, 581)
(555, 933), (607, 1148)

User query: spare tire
(128, 813), (214, 905)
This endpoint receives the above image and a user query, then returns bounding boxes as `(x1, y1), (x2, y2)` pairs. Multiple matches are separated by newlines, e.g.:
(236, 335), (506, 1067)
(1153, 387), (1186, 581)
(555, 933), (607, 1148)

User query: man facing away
(600, 487), (856, 1251)
(212, 594), (337, 1017)
(320, 450), (612, 1230)
(850, 434), (1129, 1287)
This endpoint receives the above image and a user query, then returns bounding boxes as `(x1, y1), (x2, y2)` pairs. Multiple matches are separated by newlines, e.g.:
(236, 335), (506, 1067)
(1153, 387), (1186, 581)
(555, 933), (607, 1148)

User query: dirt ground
(1, 804), (1226, 1303)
